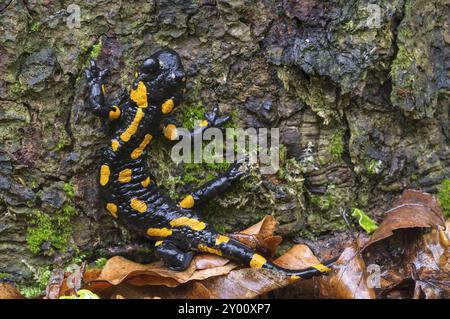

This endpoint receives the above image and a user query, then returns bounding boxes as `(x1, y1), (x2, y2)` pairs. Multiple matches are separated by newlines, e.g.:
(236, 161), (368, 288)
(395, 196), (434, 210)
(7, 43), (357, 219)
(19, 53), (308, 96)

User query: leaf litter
(2, 189), (448, 299)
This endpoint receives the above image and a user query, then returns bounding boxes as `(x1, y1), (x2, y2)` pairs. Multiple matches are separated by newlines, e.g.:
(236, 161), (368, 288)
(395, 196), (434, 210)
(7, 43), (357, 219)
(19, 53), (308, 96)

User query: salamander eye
(142, 58), (158, 74)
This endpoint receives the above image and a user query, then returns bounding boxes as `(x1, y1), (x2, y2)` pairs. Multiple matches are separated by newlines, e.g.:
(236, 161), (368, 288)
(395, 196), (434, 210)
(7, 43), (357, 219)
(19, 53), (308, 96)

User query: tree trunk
(0, 0), (448, 285)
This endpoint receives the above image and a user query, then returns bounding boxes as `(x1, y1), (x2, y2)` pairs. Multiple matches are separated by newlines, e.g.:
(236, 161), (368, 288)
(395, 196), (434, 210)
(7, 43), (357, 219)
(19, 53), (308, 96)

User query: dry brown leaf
(360, 191), (448, 299)
(83, 254), (237, 297)
(363, 190), (445, 250)
(88, 242), (327, 299)
(80, 216), (337, 299)
(273, 244), (320, 269)
(199, 244), (322, 299)
(193, 254), (230, 270)
(408, 219), (450, 298)
(110, 281), (214, 299)
(231, 215), (282, 257)
(0, 281), (24, 299)
(318, 245), (376, 299)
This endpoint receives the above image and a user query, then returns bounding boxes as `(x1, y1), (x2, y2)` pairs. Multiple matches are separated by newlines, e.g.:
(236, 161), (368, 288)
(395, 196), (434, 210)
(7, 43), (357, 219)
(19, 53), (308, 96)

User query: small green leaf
(351, 208), (378, 234)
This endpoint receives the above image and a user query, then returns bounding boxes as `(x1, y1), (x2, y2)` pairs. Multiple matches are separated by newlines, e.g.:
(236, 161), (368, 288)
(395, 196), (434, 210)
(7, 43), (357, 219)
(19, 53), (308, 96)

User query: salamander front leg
(154, 241), (195, 271)
(178, 158), (249, 209)
(85, 60), (124, 121)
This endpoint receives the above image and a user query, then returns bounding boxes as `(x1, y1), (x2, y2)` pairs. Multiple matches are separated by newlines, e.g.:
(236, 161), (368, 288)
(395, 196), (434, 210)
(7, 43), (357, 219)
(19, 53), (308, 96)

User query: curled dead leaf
(230, 215), (282, 258)
(363, 190), (445, 251)
(318, 245), (376, 299)
(83, 255), (237, 298)
(361, 190), (448, 299)
(0, 281), (24, 299)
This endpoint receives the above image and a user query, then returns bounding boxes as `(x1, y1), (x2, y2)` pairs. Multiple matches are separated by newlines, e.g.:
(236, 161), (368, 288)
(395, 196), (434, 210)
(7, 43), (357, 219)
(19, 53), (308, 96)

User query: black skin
(85, 48), (337, 277)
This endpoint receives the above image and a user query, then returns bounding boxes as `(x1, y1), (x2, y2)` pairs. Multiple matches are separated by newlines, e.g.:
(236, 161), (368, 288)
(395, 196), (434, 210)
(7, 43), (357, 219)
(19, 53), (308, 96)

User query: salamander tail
(211, 235), (337, 279)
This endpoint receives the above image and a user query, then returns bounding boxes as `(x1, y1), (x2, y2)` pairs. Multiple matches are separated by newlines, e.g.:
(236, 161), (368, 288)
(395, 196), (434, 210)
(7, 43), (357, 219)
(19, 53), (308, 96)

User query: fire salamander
(85, 48), (336, 279)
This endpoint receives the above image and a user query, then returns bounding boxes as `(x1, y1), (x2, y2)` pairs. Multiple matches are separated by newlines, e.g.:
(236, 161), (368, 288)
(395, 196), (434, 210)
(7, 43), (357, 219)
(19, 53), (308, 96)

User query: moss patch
(18, 266), (51, 299)
(63, 182), (75, 198)
(365, 159), (384, 175)
(94, 257), (108, 269)
(26, 203), (78, 255)
(437, 179), (450, 218)
(179, 102), (206, 130)
(329, 130), (344, 159)
(89, 40), (103, 60)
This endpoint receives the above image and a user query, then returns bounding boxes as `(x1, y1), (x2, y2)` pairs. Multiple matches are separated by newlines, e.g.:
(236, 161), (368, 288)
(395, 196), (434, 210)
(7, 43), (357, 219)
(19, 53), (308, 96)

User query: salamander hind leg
(154, 240), (195, 271)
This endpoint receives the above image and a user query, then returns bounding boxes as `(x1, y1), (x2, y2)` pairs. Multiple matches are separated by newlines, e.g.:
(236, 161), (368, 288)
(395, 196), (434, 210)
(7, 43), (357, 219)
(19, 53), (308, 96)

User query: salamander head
(133, 48), (186, 109)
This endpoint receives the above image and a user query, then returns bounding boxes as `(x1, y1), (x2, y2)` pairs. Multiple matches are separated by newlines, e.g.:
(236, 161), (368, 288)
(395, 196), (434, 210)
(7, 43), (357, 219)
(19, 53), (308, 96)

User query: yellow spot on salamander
(161, 99), (174, 114)
(130, 197), (147, 213)
(164, 124), (178, 141)
(197, 244), (222, 256)
(155, 240), (163, 247)
(120, 108), (144, 142)
(200, 120), (209, 127)
(130, 81), (148, 108)
(169, 216), (206, 231)
(131, 134), (153, 159)
(101, 84), (106, 94)
(311, 263), (332, 273)
(215, 235), (230, 245)
(109, 106), (121, 120)
(249, 253), (266, 269)
(290, 275), (301, 281)
(106, 203), (118, 218)
(111, 139), (119, 151)
(118, 169), (132, 183)
(179, 195), (194, 209)
(141, 176), (151, 187)
(100, 165), (110, 186)
(147, 228), (172, 237)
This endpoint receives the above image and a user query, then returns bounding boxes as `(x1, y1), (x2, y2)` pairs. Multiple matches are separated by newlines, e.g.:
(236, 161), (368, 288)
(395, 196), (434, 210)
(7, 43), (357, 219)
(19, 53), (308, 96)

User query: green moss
(18, 266), (51, 299)
(329, 130), (344, 159)
(89, 40), (103, 60)
(30, 21), (41, 32)
(94, 257), (108, 269)
(307, 183), (350, 234)
(19, 286), (42, 299)
(26, 203), (78, 255)
(179, 102), (206, 130)
(63, 182), (75, 198)
(437, 179), (450, 218)
(0, 272), (11, 280)
(10, 82), (24, 95)
(70, 253), (86, 266)
(390, 46), (415, 90)
(365, 159), (383, 175)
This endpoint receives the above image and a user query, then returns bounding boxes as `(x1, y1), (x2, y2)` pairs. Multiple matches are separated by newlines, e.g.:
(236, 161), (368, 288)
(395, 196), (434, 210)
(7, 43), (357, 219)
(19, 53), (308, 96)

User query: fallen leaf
(361, 190), (448, 298)
(363, 190), (445, 250)
(0, 281), (24, 299)
(318, 245), (376, 299)
(198, 244), (323, 299)
(408, 219), (450, 299)
(79, 216), (338, 299)
(83, 255), (237, 297)
(110, 281), (213, 299)
(230, 215), (282, 257)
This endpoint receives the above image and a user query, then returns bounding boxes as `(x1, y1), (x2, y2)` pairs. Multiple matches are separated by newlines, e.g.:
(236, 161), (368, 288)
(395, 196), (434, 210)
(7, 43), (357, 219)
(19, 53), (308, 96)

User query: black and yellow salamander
(85, 48), (337, 279)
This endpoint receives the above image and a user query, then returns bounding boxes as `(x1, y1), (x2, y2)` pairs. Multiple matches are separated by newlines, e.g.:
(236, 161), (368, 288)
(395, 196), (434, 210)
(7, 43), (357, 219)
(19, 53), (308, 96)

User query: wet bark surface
(0, 0), (448, 282)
